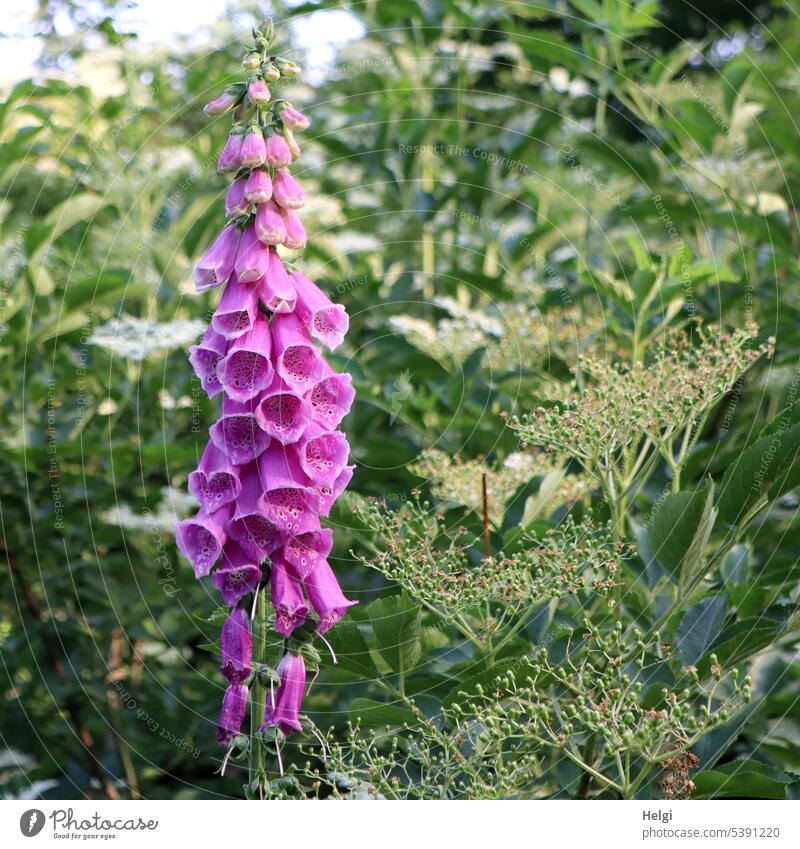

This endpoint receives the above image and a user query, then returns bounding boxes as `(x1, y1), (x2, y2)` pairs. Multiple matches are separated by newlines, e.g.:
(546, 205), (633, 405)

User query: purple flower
(244, 168), (272, 203)
(175, 504), (232, 578)
(272, 312), (324, 394)
(212, 540), (262, 606)
(183, 39), (358, 745)
(314, 463), (355, 517)
(283, 526), (333, 581)
(255, 376), (312, 445)
(270, 553), (308, 636)
(281, 210), (306, 250)
(292, 273), (349, 350)
(240, 127), (268, 168)
(188, 442), (242, 511)
(261, 652), (305, 735)
(264, 133), (292, 168)
(258, 249), (296, 314)
(218, 133), (244, 173)
(215, 317), (274, 402)
(211, 273), (258, 340)
(247, 79), (271, 106)
(228, 462), (285, 560)
(194, 225), (241, 292)
(225, 177), (250, 219)
(209, 395), (271, 465)
(296, 422), (350, 488)
(303, 558), (356, 634)
(306, 364), (356, 431)
(272, 169), (305, 209)
(234, 224), (270, 285)
(204, 90), (238, 116)
(257, 443), (321, 535)
(220, 608), (252, 682)
(188, 325), (228, 398)
(280, 104), (310, 131)
(217, 682), (248, 746)
(254, 200), (286, 246)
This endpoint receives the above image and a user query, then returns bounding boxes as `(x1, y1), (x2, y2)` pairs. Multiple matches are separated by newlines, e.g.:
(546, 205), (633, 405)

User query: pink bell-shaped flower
(258, 249), (296, 314)
(247, 79), (271, 106)
(227, 461), (284, 560)
(281, 210), (306, 250)
(295, 422), (350, 488)
(244, 168), (272, 203)
(303, 558), (357, 634)
(272, 312), (325, 394)
(194, 225), (241, 292)
(215, 317), (274, 402)
(225, 177), (250, 219)
(220, 608), (252, 682)
(218, 133), (244, 172)
(254, 199), (286, 246)
(204, 90), (238, 116)
(270, 553), (308, 636)
(240, 127), (268, 168)
(314, 464), (355, 517)
(257, 443), (320, 535)
(283, 525), (333, 581)
(260, 652), (305, 735)
(264, 133), (292, 168)
(209, 395), (271, 465)
(306, 364), (356, 431)
(211, 274), (258, 341)
(217, 682), (248, 746)
(188, 325), (228, 398)
(188, 442), (242, 512)
(234, 224), (271, 284)
(280, 103), (310, 131)
(212, 539), (262, 606)
(272, 169), (305, 209)
(175, 503), (232, 578)
(255, 375), (312, 445)
(292, 272), (349, 350)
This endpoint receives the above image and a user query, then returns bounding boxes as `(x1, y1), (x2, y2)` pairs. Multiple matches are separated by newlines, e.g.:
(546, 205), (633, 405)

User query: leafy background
(2, 0), (800, 799)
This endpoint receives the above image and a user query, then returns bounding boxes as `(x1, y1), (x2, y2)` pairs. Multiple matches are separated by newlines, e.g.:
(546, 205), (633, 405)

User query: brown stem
(106, 627), (140, 798)
(3, 542), (120, 799)
(481, 473), (492, 560)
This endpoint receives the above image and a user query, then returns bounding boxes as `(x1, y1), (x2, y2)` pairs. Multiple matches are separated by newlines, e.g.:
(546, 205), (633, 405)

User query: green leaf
(675, 594), (728, 665)
(647, 481), (716, 582)
(693, 760), (793, 799)
(348, 698), (419, 728)
(27, 194), (111, 262)
(717, 422), (800, 524)
(705, 612), (792, 668)
(323, 621), (377, 679)
(367, 592), (422, 675)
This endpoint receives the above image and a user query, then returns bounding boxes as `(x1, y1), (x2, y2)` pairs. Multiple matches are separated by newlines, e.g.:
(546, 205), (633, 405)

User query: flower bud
(281, 104), (310, 131)
(225, 176), (250, 218)
(240, 127), (267, 168)
(217, 132), (244, 173)
(262, 63), (281, 82)
(248, 79), (271, 106)
(204, 90), (238, 116)
(264, 133), (292, 169)
(243, 52), (261, 70)
(273, 169), (305, 209)
(283, 128), (301, 161)
(244, 168), (273, 203)
(277, 58), (301, 77)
